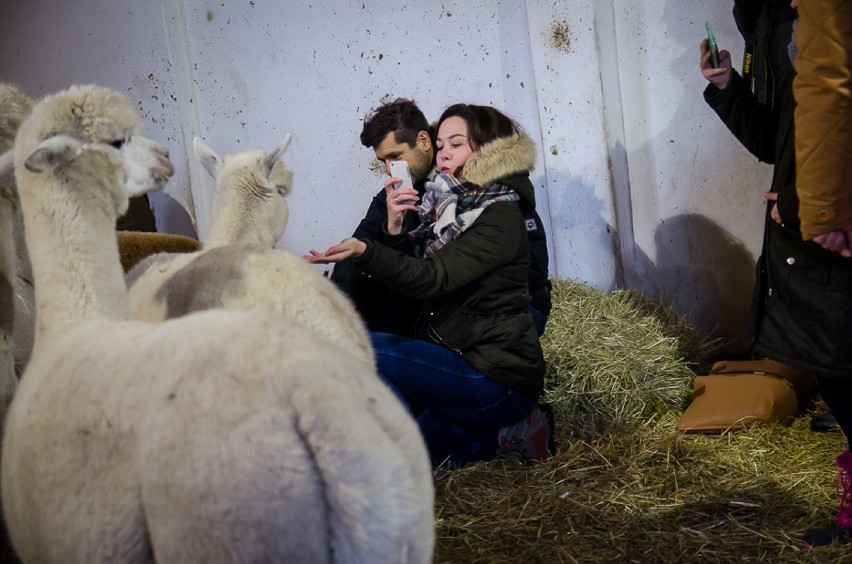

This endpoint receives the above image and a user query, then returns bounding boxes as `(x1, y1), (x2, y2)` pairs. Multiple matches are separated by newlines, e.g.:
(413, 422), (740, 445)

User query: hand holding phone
(388, 160), (417, 210)
(389, 160), (413, 190)
(705, 21), (719, 69)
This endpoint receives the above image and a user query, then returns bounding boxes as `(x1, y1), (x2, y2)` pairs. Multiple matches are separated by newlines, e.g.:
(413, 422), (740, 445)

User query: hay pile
(432, 278), (851, 562)
(434, 410), (850, 563)
(541, 278), (717, 438)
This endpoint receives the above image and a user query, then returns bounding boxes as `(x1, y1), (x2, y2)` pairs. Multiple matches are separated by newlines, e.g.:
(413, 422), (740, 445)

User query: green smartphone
(706, 21), (719, 68)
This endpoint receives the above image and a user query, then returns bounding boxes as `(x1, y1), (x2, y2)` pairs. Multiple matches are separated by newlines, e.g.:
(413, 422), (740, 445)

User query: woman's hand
(304, 238), (367, 264)
(700, 38), (733, 90)
(762, 192), (782, 225)
(385, 176), (419, 235)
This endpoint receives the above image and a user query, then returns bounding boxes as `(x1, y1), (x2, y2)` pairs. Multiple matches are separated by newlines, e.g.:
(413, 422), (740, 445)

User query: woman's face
(436, 116), (474, 175)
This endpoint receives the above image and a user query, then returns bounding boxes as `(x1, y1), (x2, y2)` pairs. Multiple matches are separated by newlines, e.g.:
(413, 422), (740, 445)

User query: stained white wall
(0, 0), (773, 351)
(614, 0), (771, 350)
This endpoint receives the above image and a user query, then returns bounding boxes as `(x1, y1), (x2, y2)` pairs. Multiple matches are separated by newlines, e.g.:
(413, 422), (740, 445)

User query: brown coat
(793, 0), (852, 240)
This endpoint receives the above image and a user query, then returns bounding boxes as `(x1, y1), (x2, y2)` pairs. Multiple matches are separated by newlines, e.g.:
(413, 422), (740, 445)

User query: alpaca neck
(205, 215), (250, 248)
(20, 174), (130, 340)
(205, 192), (274, 249)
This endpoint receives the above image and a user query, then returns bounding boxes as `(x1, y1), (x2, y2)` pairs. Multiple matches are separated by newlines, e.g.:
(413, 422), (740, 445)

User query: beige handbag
(677, 359), (816, 433)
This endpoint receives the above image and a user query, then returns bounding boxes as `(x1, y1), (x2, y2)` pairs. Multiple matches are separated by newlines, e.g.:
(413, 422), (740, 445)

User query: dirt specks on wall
(369, 159), (385, 176)
(550, 21), (573, 54)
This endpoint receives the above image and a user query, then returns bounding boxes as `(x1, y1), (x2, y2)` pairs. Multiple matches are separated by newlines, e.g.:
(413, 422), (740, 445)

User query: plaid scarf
(409, 172), (519, 257)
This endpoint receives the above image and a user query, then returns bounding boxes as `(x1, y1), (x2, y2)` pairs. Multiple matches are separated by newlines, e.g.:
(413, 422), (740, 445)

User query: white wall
(0, 0), (774, 351)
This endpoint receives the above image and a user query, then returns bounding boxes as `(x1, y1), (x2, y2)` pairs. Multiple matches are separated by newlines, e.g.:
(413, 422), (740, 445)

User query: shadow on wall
(607, 1), (763, 355)
(622, 213), (755, 356)
(549, 138), (755, 356)
(545, 165), (621, 290)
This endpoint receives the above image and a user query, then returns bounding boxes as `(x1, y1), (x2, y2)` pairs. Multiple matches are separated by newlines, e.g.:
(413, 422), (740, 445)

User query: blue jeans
(371, 332), (537, 467)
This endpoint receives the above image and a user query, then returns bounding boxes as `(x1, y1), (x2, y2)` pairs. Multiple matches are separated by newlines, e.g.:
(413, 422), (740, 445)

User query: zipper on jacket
(427, 323), (463, 354)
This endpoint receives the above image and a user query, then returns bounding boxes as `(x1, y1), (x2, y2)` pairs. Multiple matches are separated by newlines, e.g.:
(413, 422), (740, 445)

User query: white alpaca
(1, 84), (433, 563)
(197, 135), (293, 249)
(0, 83), (35, 382)
(126, 136), (373, 363)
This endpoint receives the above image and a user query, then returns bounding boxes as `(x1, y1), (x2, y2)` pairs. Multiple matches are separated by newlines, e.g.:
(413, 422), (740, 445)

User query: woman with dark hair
(307, 103), (552, 467)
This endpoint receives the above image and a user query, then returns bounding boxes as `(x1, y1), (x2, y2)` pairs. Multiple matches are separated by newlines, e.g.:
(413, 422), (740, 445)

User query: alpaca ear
(24, 134), (83, 173)
(0, 150), (13, 186)
(263, 133), (292, 175)
(193, 136), (221, 179)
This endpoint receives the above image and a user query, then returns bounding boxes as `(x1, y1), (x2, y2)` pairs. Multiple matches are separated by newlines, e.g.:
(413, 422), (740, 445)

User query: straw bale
(541, 278), (716, 438)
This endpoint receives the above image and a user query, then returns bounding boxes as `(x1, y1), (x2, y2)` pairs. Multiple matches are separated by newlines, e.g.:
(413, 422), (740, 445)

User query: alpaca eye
(109, 137), (129, 149)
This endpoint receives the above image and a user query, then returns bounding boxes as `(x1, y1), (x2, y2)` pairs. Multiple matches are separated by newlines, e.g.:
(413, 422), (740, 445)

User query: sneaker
(803, 523), (852, 548)
(496, 403), (555, 462)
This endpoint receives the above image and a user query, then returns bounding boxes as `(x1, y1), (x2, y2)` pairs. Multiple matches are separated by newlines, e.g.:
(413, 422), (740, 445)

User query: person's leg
(816, 376), (852, 442)
(370, 332), (536, 466)
(804, 375), (852, 548)
(416, 391), (539, 467)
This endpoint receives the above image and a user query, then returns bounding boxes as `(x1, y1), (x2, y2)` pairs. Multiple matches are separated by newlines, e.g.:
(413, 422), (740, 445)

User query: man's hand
(304, 238), (368, 264)
(700, 38), (733, 89)
(812, 226), (852, 258)
(384, 177), (419, 235)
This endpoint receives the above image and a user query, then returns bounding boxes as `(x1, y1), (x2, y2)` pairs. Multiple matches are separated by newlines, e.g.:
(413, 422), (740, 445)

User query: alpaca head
(11, 84), (173, 220)
(194, 135), (293, 247)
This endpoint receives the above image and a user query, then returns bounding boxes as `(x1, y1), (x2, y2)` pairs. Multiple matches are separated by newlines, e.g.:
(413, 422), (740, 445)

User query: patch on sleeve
(525, 218), (537, 232)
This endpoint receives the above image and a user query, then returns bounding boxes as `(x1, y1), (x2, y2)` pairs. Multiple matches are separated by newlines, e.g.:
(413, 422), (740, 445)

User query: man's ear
(418, 130), (432, 151)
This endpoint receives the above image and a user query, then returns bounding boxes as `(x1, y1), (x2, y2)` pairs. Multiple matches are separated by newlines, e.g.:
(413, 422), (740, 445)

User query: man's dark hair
(437, 104), (521, 151)
(360, 98), (430, 150)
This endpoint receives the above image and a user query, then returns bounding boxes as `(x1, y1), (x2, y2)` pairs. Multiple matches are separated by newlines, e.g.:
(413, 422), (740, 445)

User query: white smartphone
(389, 160), (413, 190)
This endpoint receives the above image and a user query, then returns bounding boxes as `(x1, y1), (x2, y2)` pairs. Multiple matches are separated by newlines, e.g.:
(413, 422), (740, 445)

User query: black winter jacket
(705, 2), (852, 377)
(352, 134), (545, 397)
(331, 149), (551, 337)
(330, 181), (426, 336)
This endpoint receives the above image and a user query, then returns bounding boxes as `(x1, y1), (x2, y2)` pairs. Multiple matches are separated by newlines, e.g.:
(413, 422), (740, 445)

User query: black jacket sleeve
(704, 71), (780, 164)
(355, 203), (523, 300)
(329, 188), (389, 298)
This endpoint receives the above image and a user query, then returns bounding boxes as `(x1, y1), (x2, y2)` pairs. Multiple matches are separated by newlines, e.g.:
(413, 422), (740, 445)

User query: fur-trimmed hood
(459, 132), (537, 204)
